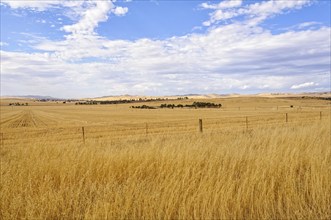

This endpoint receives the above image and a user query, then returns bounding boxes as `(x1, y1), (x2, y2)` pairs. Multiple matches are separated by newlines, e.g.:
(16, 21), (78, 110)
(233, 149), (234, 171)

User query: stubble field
(0, 96), (330, 219)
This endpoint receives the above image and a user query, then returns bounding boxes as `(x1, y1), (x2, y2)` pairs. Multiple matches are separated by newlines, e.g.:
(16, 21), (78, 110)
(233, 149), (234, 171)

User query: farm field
(0, 96), (330, 219)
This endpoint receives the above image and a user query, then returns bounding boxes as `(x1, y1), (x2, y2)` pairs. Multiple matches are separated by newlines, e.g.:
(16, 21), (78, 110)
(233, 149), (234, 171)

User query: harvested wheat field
(0, 96), (330, 219)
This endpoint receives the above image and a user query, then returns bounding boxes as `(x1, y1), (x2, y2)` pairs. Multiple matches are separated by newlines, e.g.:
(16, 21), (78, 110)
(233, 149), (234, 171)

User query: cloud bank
(1, 0), (330, 98)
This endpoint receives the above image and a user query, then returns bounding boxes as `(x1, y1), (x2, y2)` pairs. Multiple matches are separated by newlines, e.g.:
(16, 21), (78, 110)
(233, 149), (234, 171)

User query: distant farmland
(0, 96), (330, 219)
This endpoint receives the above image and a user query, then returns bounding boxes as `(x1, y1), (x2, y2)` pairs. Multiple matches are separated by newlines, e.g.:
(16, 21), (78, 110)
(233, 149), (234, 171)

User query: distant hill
(84, 93), (254, 101)
(86, 92), (330, 101)
(84, 94), (228, 101)
(1, 95), (63, 100)
(256, 92), (331, 98)
(2, 92), (330, 102)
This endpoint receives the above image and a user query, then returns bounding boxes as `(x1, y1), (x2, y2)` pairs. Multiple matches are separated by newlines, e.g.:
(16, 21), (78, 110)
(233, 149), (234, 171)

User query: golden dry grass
(0, 97), (330, 219)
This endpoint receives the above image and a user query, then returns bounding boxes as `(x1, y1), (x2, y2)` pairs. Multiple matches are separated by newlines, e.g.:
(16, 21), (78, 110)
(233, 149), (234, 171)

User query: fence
(1, 110), (329, 147)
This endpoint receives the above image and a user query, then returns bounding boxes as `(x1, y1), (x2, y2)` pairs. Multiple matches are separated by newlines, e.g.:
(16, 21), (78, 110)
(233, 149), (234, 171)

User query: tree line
(132, 102), (222, 109)
(9, 103), (28, 106)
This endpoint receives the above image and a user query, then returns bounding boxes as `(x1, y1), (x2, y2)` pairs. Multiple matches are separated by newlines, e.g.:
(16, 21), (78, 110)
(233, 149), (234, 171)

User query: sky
(0, 0), (330, 98)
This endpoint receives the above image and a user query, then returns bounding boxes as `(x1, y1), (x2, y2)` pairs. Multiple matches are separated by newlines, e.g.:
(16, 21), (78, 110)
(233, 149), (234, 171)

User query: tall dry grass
(1, 121), (330, 219)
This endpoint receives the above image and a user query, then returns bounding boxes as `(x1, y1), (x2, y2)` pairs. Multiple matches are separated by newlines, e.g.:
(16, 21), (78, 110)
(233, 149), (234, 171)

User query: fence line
(1, 109), (328, 135)
(1, 111), (330, 145)
(1, 118), (325, 146)
(2, 110), (329, 135)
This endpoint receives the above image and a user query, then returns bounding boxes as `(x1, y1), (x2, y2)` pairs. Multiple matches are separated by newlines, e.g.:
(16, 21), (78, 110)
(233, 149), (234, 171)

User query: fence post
(0, 133), (3, 147)
(199, 119), (203, 133)
(246, 116), (248, 130)
(146, 123), (148, 135)
(82, 127), (85, 144)
(286, 113), (288, 123)
(320, 111), (322, 120)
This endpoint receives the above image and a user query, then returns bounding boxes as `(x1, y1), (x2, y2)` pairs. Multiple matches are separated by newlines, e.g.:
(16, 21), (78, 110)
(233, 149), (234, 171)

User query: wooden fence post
(199, 119), (203, 133)
(146, 123), (148, 135)
(82, 127), (85, 144)
(0, 133), (3, 147)
(286, 113), (288, 123)
(246, 116), (248, 130)
(320, 111), (322, 120)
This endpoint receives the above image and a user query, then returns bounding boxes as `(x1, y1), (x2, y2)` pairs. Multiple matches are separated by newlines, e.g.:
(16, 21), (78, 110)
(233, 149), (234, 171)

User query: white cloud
(2, 0), (128, 38)
(202, 21), (211, 27)
(62, 1), (114, 36)
(0, 0), (62, 11)
(200, 0), (242, 10)
(240, 85), (250, 90)
(291, 82), (318, 89)
(297, 21), (321, 29)
(280, 21), (322, 31)
(202, 0), (311, 26)
(112, 6), (128, 16)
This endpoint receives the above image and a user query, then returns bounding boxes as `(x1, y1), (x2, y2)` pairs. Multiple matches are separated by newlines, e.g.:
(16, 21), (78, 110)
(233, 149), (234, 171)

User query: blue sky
(1, 0), (330, 98)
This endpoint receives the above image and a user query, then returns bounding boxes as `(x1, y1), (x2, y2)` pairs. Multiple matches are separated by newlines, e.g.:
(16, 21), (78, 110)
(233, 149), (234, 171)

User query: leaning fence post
(82, 127), (85, 144)
(286, 113), (288, 123)
(199, 119), (203, 133)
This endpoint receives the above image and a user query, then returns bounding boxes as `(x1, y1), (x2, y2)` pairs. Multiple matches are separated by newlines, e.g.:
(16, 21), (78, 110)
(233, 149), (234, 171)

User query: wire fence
(1, 110), (329, 147)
